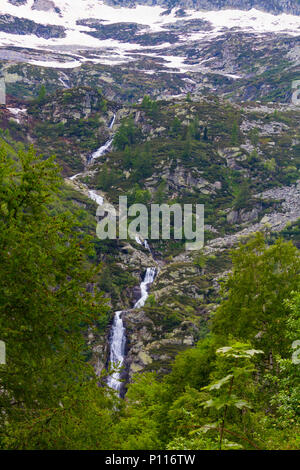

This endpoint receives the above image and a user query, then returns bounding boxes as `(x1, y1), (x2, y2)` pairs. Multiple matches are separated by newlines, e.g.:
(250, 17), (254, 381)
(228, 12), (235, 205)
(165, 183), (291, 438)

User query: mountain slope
(109, 0), (300, 15)
(0, 0), (300, 71)
(5, 0), (300, 16)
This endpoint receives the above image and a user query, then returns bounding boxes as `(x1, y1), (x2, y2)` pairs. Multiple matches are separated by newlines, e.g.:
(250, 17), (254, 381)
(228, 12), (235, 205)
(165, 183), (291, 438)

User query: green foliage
(233, 179), (251, 210)
(170, 117), (182, 137)
(154, 179), (167, 204)
(115, 373), (171, 449)
(1, 82), (300, 450)
(249, 128), (259, 146)
(264, 158), (277, 173)
(230, 121), (240, 146)
(213, 233), (300, 356)
(145, 294), (156, 307)
(0, 145), (113, 449)
(127, 184), (151, 205)
(113, 117), (141, 151)
(141, 95), (159, 118)
(37, 84), (47, 103)
(200, 343), (263, 450)
(96, 165), (120, 191)
(193, 250), (207, 269)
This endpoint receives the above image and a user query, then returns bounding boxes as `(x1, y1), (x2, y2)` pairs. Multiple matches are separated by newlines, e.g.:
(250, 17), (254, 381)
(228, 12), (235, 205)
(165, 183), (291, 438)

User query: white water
(88, 189), (104, 206)
(135, 235), (151, 252)
(90, 139), (113, 162)
(107, 267), (157, 393)
(106, 311), (126, 393)
(69, 172), (82, 180)
(58, 72), (70, 88)
(143, 240), (151, 252)
(109, 114), (116, 129)
(89, 114), (115, 162)
(67, 128), (156, 395)
(134, 267), (157, 309)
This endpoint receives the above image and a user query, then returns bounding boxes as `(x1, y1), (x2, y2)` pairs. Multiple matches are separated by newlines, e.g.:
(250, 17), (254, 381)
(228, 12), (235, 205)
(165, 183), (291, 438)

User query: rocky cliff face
(106, 0), (300, 15)
(0, 14), (66, 38)
(6, 0), (300, 14)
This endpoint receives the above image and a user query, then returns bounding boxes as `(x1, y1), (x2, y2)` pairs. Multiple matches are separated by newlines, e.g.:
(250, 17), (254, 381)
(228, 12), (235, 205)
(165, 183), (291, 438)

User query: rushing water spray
(106, 311), (126, 393)
(68, 124), (157, 395)
(90, 138), (113, 161)
(135, 236), (151, 253)
(89, 113), (116, 162)
(134, 267), (157, 309)
(87, 190), (104, 206)
(109, 114), (116, 129)
(107, 267), (157, 394)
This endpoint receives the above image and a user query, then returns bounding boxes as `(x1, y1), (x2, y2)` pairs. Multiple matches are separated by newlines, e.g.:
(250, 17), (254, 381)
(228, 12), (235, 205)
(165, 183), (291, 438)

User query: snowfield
(0, 0), (299, 69)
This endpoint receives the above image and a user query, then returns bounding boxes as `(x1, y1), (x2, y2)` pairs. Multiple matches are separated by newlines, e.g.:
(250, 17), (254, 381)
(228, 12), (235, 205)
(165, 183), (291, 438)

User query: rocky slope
(109, 0), (300, 15)
(3, 85), (298, 381)
(1, 0), (300, 386)
(6, 0), (300, 15)
(0, 0), (300, 75)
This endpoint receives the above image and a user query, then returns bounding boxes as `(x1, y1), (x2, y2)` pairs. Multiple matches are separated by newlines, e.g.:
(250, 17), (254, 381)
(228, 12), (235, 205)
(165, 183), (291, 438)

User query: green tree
(97, 165), (119, 191)
(154, 179), (167, 204)
(233, 180), (250, 210)
(190, 118), (201, 141)
(268, 292), (300, 425)
(113, 117), (140, 151)
(249, 128), (259, 147)
(182, 127), (192, 161)
(213, 233), (300, 357)
(170, 117), (182, 138)
(0, 146), (114, 449)
(141, 95), (159, 118)
(264, 158), (277, 173)
(132, 143), (153, 180)
(37, 84), (47, 103)
(117, 373), (171, 450)
(230, 121), (239, 146)
(200, 342), (263, 450)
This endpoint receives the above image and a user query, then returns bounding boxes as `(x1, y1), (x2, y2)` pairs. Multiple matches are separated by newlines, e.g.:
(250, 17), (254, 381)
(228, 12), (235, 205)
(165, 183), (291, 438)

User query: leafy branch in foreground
(199, 343), (263, 450)
(0, 145), (115, 449)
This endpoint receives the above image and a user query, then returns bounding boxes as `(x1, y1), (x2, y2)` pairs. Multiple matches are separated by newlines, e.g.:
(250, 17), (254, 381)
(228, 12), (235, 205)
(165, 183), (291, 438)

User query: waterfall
(88, 189), (104, 206)
(134, 267), (157, 309)
(106, 311), (126, 393)
(107, 267), (157, 394)
(59, 72), (70, 89)
(69, 172), (82, 181)
(135, 235), (151, 253)
(109, 114), (116, 129)
(90, 138), (113, 162)
(89, 114), (116, 163)
(67, 117), (158, 395)
(143, 239), (151, 253)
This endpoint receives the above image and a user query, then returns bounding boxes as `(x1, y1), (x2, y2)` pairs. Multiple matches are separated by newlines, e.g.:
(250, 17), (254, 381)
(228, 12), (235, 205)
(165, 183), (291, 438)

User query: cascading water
(68, 114), (116, 197)
(106, 311), (126, 393)
(107, 267), (157, 394)
(143, 239), (151, 253)
(90, 138), (113, 162)
(135, 235), (151, 253)
(109, 114), (116, 129)
(67, 116), (157, 395)
(87, 190), (104, 206)
(133, 267), (157, 309)
(89, 113), (116, 163)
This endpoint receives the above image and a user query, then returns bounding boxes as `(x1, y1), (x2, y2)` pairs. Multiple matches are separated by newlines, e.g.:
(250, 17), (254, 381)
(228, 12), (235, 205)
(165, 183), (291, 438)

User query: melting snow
(0, 1), (299, 68)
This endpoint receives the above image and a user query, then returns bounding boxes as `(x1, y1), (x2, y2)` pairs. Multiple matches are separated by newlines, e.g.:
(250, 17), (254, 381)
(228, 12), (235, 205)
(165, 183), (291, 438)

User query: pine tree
(0, 146), (114, 449)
